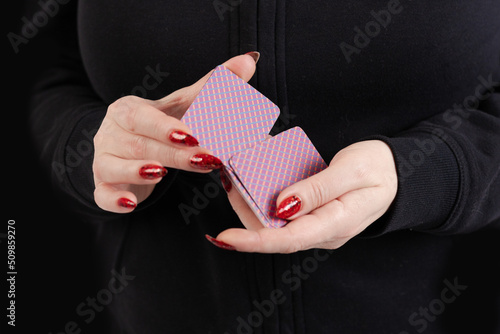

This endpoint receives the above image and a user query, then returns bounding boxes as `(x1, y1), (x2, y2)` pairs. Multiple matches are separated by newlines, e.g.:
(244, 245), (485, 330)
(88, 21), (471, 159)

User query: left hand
(214, 140), (398, 253)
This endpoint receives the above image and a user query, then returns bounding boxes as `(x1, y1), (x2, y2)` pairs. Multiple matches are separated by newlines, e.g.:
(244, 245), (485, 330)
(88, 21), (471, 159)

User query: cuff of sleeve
(360, 127), (460, 237)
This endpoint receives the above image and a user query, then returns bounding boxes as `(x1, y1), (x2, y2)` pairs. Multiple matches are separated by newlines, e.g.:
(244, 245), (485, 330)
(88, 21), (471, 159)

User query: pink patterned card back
(181, 65), (327, 228)
(181, 65), (280, 165)
(229, 127), (328, 228)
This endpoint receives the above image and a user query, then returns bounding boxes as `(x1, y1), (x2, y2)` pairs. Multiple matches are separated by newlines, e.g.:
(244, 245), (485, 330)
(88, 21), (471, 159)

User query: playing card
(229, 127), (328, 228)
(182, 65), (327, 228)
(182, 65), (279, 165)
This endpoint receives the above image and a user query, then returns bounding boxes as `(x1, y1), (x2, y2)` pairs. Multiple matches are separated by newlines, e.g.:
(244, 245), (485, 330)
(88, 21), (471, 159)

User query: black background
(4, 2), (500, 333)
(4, 1), (101, 333)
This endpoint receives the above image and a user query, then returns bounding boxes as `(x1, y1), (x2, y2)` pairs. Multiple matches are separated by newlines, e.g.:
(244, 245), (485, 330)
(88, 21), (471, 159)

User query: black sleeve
(365, 74), (500, 236)
(28, 2), (175, 217)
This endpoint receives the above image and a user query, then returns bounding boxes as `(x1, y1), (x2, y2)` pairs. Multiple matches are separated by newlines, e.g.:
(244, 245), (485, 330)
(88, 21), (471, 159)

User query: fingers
(154, 53), (258, 118)
(107, 96), (192, 143)
(211, 141), (398, 253)
(93, 53), (259, 213)
(93, 99), (218, 213)
(94, 182), (139, 214)
(221, 53), (259, 82)
(275, 140), (396, 220)
(98, 52), (261, 170)
(92, 155), (167, 213)
(274, 160), (369, 220)
(96, 98), (219, 172)
(215, 208), (337, 253)
(216, 186), (389, 253)
(93, 155), (167, 185)
(97, 129), (216, 172)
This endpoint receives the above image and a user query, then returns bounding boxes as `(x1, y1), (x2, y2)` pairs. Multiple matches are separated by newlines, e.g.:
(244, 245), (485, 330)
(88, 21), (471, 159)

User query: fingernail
(190, 154), (223, 170)
(169, 130), (199, 147)
(118, 198), (137, 209)
(139, 164), (167, 179)
(205, 234), (236, 251)
(220, 168), (232, 193)
(245, 51), (260, 64)
(275, 195), (301, 220)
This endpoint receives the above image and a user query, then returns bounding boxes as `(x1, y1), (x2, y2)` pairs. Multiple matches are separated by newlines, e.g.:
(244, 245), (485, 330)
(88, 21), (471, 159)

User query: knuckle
(322, 240), (346, 250)
(91, 156), (106, 181)
(93, 186), (107, 210)
(338, 224), (359, 240)
(93, 119), (114, 150)
(93, 130), (104, 148)
(93, 154), (115, 183)
(108, 96), (130, 115)
(385, 172), (399, 195)
(91, 157), (101, 176)
(351, 157), (371, 182)
(111, 95), (142, 108)
(340, 224), (365, 242)
(345, 196), (363, 217)
(283, 242), (302, 254)
(108, 96), (140, 132)
(151, 115), (173, 140)
(93, 120), (118, 155)
(160, 91), (190, 119)
(307, 177), (329, 208)
(92, 164), (101, 182)
(167, 91), (188, 108)
(280, 229), (305, 254)
(333, 148), (373, 183)
(129, 135), (149, 159)
(168, 147), (187, 169)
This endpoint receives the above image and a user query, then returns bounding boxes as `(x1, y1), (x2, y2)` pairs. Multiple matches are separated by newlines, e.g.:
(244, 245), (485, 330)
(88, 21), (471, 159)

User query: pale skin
(92, 54), (398, 253)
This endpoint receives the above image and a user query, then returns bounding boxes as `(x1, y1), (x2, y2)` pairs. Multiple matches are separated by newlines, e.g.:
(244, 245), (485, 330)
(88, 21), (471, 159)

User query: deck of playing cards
(182, 65), (327, 228)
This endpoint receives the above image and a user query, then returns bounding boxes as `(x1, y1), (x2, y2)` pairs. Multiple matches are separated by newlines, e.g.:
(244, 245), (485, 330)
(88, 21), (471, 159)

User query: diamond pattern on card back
(181, 65), (280, 165)
(229, 127), (328, 228)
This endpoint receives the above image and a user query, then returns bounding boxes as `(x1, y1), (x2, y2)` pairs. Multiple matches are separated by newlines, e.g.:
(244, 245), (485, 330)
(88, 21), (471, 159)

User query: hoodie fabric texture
(29, 1), (500, 333)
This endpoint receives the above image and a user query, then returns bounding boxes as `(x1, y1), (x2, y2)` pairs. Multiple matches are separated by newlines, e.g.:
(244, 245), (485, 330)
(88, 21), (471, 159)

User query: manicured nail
(139, 164), (167, 179)
(220, 168), (232, 193)
(169, 130), (199, 147)
(275, 195), (301, 220)
(190, 154), (223, 170)
(118, 198), (137, 209)
(245, 51), (260, 64)
(205, 234), (236, 251)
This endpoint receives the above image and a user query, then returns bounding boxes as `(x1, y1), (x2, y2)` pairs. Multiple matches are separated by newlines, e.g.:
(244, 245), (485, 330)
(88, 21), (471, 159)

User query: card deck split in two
(181, 65), (327, 228)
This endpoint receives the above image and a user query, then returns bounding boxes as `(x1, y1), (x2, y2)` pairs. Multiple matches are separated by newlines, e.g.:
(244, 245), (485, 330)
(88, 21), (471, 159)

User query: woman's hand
(214, 140), (398, 253)
(92, 54), (258, 213)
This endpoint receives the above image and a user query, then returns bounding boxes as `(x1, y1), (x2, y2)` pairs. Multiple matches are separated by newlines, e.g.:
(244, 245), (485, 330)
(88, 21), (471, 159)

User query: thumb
(154, 52), (260, 119)
(274, 154), (374, 220)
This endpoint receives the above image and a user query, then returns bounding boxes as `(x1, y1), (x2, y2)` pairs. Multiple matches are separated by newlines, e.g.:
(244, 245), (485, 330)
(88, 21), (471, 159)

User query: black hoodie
(28, 0), (500, 333)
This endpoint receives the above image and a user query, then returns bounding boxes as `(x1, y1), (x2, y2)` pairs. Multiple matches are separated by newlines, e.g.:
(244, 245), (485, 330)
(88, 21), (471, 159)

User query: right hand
(92, 54), (258, 213)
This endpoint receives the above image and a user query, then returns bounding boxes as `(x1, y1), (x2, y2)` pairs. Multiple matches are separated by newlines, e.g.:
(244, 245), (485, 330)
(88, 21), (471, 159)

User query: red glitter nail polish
(169, 130), (199, 147)
(220, 168), (232, 193)
(139, 164), (167, 179)
(205, 234), (236, 251)
(118, 198), (137, 209)
(275, 195), (301, 220)
(190, 154), (223, 170)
